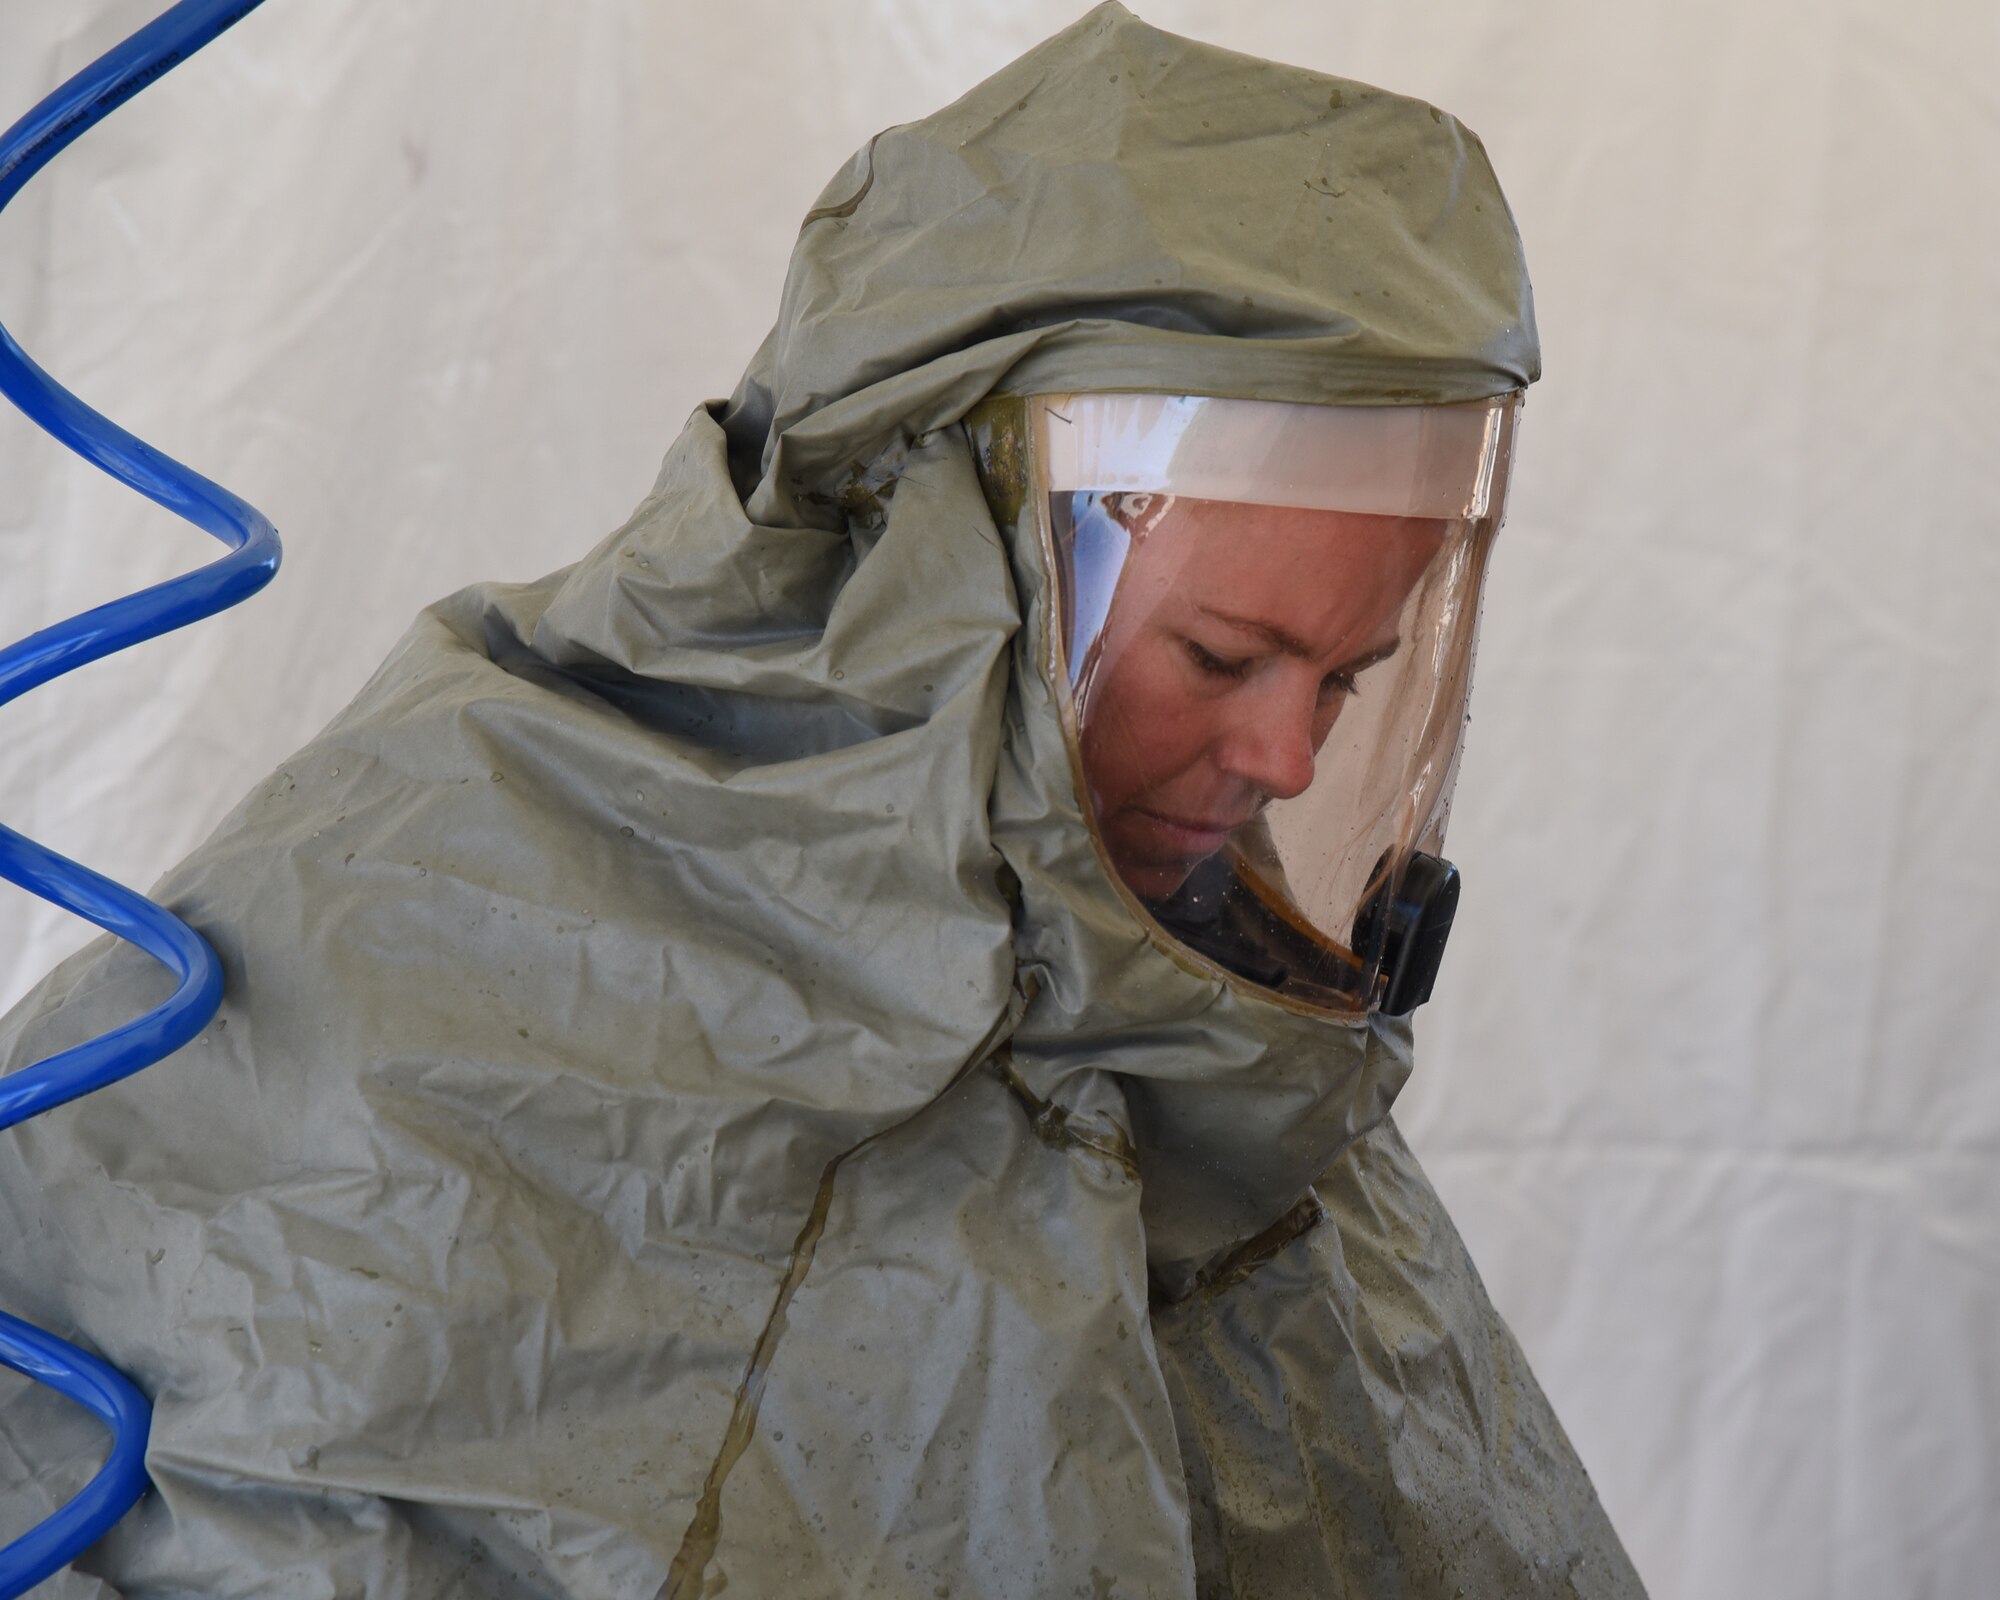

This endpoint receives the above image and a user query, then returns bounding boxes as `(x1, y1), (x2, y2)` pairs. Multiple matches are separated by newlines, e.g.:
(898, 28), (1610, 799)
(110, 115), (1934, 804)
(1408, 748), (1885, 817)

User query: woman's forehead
(1150, 497), (1449, 547)
(1133, 499), (1445, 592)
(1120, 499), (1445, 653)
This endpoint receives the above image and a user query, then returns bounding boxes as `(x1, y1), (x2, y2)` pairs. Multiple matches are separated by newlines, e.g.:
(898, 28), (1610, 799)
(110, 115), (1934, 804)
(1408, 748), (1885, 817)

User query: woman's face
(1077, 496), (1446, 899)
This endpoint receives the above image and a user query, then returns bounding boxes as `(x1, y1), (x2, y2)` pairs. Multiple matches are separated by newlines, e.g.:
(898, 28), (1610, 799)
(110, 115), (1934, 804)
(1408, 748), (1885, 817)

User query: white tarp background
(2, 1), (1994, 1595)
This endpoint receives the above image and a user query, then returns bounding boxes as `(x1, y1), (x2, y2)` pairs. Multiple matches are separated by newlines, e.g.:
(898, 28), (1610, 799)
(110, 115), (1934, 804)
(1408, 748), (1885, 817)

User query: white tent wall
(2, 2), (1995, 1594)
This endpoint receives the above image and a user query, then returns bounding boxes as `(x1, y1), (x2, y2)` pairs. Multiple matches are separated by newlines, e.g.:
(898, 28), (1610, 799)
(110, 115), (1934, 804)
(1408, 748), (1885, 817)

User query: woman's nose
(1216, 684), (1317, 801)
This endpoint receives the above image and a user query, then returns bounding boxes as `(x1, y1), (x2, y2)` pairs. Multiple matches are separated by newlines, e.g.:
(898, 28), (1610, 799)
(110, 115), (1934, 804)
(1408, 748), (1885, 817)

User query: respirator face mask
(1016, 390), (1519, 1019)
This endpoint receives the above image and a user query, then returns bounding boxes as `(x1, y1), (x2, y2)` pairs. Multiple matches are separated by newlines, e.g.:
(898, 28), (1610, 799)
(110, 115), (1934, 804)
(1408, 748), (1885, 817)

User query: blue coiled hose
(0, 2), (280, 1592)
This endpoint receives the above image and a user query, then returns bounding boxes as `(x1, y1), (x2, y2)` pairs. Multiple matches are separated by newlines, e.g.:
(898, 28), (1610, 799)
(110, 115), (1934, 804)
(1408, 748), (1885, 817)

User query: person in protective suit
(0, 5), (1647, 1596)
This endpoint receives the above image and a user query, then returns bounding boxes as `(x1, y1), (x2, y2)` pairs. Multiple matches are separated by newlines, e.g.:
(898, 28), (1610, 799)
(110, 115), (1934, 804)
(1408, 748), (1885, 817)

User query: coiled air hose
(0, 2), (280, 1592)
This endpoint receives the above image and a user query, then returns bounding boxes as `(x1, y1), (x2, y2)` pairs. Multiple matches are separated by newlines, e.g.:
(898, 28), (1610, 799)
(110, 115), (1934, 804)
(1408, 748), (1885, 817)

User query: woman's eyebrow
(1191, 604), (1401, 673)
(1334, 638), (1402, 675)
(1192, 603), (1316, 658)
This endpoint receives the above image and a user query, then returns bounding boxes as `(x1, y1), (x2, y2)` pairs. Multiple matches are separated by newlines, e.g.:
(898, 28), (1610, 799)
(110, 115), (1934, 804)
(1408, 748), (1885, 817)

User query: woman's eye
(1183, 639), (1252, 680)
(1319, 669), (1361, 701)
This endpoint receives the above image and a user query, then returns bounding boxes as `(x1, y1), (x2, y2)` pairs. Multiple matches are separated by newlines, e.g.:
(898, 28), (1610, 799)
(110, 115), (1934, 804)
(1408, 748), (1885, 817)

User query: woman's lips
(1131, 806), (1243, 857)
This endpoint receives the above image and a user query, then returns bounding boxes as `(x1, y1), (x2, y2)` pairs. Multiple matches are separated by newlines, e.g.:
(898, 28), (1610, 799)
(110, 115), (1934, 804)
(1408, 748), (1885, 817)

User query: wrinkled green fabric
(0, 5), (1640, 1596)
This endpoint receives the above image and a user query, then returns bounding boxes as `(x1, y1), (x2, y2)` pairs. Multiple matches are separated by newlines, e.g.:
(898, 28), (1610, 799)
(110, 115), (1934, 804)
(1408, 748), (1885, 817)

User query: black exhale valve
(1353, 851), (1461, 1016)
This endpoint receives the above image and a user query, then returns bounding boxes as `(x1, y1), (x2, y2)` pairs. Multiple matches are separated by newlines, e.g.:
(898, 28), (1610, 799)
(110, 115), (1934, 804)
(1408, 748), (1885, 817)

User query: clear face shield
(1000, 391), (1519, 1019)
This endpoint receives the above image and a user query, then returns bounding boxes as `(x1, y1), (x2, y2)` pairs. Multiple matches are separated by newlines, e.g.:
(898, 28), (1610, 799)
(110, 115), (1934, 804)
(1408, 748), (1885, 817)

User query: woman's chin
(1120, 864), (1193, 901)
(1105, 808), (1236, 898)
(1106, 834), (1212, 901)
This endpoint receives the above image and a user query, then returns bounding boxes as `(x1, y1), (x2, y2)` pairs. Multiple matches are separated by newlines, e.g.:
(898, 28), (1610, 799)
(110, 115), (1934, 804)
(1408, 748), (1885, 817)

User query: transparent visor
(1026, 391), (1518, 1017)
